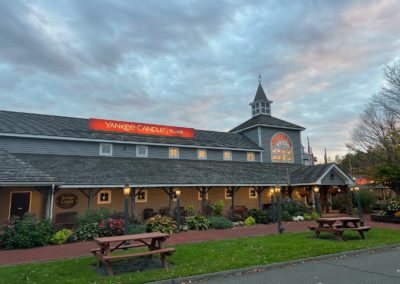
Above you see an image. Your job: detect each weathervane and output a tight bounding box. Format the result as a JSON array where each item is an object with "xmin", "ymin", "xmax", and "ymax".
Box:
[{"xmin": 258, "ymin": 73, "xmax": 262, "ymax": 84}]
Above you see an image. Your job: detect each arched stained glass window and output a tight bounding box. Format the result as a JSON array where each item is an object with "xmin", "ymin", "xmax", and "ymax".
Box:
[{"xmin": 271, "ymin": 133, "xmax": 293, "ymax": 162}]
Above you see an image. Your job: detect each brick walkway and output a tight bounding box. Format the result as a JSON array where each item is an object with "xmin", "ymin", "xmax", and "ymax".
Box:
[{"xmin": 0, "ymin": 215, "xmax": 398, "ymax": 266}]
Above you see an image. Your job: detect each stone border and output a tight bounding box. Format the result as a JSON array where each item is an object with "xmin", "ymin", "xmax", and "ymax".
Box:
[{"xmin": 150, "ymin": 244, "xmax": 400, "ymax": 284}]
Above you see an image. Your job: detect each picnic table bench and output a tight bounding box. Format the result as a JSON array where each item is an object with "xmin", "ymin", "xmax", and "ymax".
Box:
[
  {"xmin": 309, "ymin": 217, "xmax": 371, "ymax": 241},
  {"xmin": 92, "ymin": 232, "xmax": 175, "ymax": 276}
]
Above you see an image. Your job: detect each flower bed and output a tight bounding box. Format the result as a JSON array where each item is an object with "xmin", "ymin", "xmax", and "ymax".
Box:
[{"xmin": 371, "ymin": 214, "xmax": 400, "ymax": 224}]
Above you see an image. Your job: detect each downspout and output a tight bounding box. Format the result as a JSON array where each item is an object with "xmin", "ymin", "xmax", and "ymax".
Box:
[{"xmin": 49, "ymin": 184, "xmax": 55, "ymax": 222}]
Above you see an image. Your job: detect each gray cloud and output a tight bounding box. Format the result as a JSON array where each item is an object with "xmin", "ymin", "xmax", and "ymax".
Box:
[{"xmin": 0, "ymin": 0, "xmax": 399, "ymax": 161}]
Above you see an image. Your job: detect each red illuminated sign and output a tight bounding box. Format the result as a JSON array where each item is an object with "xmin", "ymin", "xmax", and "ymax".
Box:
[{"xmin": 88, "ymin": 118, "xmax": 195, "ymax": 139}]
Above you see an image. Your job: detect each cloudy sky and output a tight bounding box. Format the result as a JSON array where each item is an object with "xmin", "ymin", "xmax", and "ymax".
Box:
[{"xmin": 1, "ymin": 0, "xmax": 399, "ymax": 161}]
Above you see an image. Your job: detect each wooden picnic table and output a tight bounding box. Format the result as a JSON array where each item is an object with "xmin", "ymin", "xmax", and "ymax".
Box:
[
  {"xmin": 92, "ymin": 232, "xmax": 175, "ymax": 276},
  {"xmin": 309, "ymin": 217, "xmax": 371, "ymax": 241}
]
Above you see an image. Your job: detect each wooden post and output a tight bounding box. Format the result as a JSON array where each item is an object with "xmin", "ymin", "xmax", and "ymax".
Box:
[
  {"xmin": 196, "ymin": 187, "xmax": 211, "ymax": 214},
  {"xmin": 228, "ymin": 186, "xmax": 240, "ymax": 214},
  {"xmin": 45, "ymin": 187, "xmax": 52, "ymax": 219},
  {"xmin": 253, "ymin": 186, "xmax": 265, "ymax": 210},
  {"xmin": 88, "ymin": 189, "xmax": 93, "ymax": 209},
  {"xmin": 162, "ymin": 187, "xmax": 174, "ymax": 217},
  {"xmin": 130, "ymin": 188, "xmax": 136, "ymax": 221}
]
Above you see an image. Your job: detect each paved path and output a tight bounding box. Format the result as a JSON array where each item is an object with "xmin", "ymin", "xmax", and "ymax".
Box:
[
  {"xmin": 0, "ymin": 215, "xmax": 398, "ymax": 266},
  {"xmin": 194, "ymin": 246, "xmax": 400, "ymax": 284}
]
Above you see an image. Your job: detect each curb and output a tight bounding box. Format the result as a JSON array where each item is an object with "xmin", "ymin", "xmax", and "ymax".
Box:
[{"xmin": 150, "ymin": 244, "xmax": 400, "ymax": 284}]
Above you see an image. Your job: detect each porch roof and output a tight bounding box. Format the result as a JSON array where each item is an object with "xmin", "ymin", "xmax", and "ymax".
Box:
[{"xmin": 2, "ymin": 152, "xmax": 354, "ymax": 188}]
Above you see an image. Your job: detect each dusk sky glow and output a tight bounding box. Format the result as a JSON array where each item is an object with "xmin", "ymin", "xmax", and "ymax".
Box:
[{"xmin": 1, "ymin": 0, "xmax": 400, "ymax": 161}]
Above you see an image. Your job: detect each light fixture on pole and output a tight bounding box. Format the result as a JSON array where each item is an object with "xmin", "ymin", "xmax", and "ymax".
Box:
[
  {"xmin": 123, "ymin": 184, "xmax": 131, "ymax": 235},
  {"xmin": 269, "ymin": 188, "xmax": 275, "ymax": 223},
  {"xmin": 313, "ymin": 186, "xmax": 321, "ymax": 215},
  {"xmin": 175, "ymin": 189, "xmax": 181, "ymax": 232},
  {"xmin": 275, "ymin": 184, "xmax": 284, "ymax": 234},
  {"xmin": 353, "ymin": 186, "xmax": 364, "ymax": 225}
]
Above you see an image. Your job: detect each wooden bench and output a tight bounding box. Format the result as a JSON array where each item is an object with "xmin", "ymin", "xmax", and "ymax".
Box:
[
  {"xmin": 91, "ymin": 243, "xmax": 146, "ymax": 254},
  {"xmin": 94, "ymin": 247, "xmax": 176, "ymax": 276},
  {"xmin": 309, "ymin": 226, "xmax": 345, "ymax": 240},
  {"xmin": 234, "ymin": 206, "xmax": 247, "ymax": 216},
  {"xmin": 350, "ymin": 226, "xmax": 371, "ymax": 239}
]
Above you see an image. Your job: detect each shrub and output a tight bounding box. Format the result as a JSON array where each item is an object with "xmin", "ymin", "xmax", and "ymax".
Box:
[
  {"xmin": 185, "ymin": 215, "xmax": 210, "ymax": 230},
  {"xmin": 352, "ymin": 191, "xmax": 376, "ymax": 213},
  {"xmin": 208, "ymin": 216, "xmax": 233, "ymax": 229},
  {"xmin": 245, "ymin": 209, "xmax": 270, "ymax": 224},
  {"xmin": 228, "ymin": 213, "xmax": 244, "ymax": 222},
  {"xmin": 283, "ymin": 199, "xmax": 309, "ymax": 216},
  {"xmin": 332, "ymin": 194, "xmax": 348, "ymax": 212},
  {"xmin": 50, "ymin": 229, "xmax": 73, "ymax": 245},
  {"xmin": 244, "ymin": 216, "xmax": 256, "ymax": 226},
  {"xmin": 186, "ymin": 205, "xmax": 196, "ymax": 217},
  {"xmin": 303, "ymin": 211, "xmax": 320, "ymax": 220},
  {"xmin": 211, "ymin": 200, "xmax": 225, "ymax": 216},
  {"xmin": 99, "ymin": 218, "xmax": 124, "ymax": 236},
  {"xmin": 146, "ymin": 215, "xmax": 176, "ymax": 234},
  {"xmin": 76, "ymin": 207, "xmax": 111, "ymax": 226},
  {"xmin": 127, "ymin": 223, "xmax": 147, "ymax": 234},
  {"xmin": 74, "ymin": 222, "xmax": 102, "ymax": 241},
  {"xmin": 281, "ymin": 211, "xmax": 292, "ymax": 222},
  {"xmin": 1, "ymin": 214, "xmax": 53, "ymax": 249}
]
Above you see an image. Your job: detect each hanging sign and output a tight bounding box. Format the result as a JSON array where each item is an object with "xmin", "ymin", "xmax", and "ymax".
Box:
[
  {"xmin": 55, "ymin": 193, "xmax": 78, "ymax": 209},
  {"xmin": 88, "ymin": 118, "xmax": 195, "ymax": 139}
]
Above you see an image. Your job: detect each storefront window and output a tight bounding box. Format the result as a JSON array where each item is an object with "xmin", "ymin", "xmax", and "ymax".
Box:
[{"xmin": 97, "ymin": 190, "xmax": 111, "ymax": 204}]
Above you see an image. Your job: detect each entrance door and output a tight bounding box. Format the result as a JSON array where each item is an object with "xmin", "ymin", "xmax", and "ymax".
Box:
[{"xmin": 10, "ymin": 192, "xmax": 31, "ymax": 219}]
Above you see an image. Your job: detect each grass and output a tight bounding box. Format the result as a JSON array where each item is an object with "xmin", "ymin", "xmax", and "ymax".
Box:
[{"xmin": 1, "ymin": 228, "xmax": 400, "ymax": 284}]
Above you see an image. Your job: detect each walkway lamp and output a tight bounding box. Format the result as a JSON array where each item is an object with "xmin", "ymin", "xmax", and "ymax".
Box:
[
  {"xmin": 352, "ymin": 187, "xmax": 364, "ymax": 225},
  {"xmin": 275, "ymin": 185, "xmax": 284, "ymax": 234},
  {"xmin": 123, "ymin": 184, "xmax": 131, "ymax": 235},
  {"xmin": 313, "ymin": 186, "xmax": 321, "ymax": 216},
  {"xmin": 175, "ymin": 189, "xmax": 181, "ymax": 231},
  {"xmin": 269, "ymin": 188, "xmax": 275, "ymax": 223}
]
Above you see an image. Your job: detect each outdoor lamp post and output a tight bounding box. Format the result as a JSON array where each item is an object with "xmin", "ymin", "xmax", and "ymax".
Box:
[
  {"xmin": 123, "ymin": 184, "xmax": 131, "ymax": 235},
  {"xmin": 269, "ymin": 188, "xmax": 275, "ymax": 223},
  {"xmin": 275, "ymin": 185, "xmax": 284, "ymax": 233},
  {"xmin": 313, "ymin": 186, "xmax": 321, "ymax": 216},
  {"xmin": 175, "ymin": 189, "xmax": 181, "ymax": 231},
  {"xmin": 352, "ymin": 187, "xmax": 364, "ymax": 225}
]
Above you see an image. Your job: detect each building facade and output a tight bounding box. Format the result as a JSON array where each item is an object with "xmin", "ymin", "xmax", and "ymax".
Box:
[{"xmin": 0, "ymin": 83, "xmax": 354, "ymax": 223}]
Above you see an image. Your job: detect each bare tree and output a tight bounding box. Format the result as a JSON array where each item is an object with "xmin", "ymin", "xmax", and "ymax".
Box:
[{"xmin": 378, "ymin": 61, "xmax": 400, "ymax": 120}]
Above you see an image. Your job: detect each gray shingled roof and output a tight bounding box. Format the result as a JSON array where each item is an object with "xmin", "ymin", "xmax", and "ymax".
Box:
[
  {"xmin": 230, "ymin": 114, "xmax": 305, "ymax": 132},
  {"xmin": 7, "ymin": 153, "xmax": 351, "ymax": 187},
  {"xmin": 0, "ymin": 150, "xmax": 59, "ymax": 185},
  {"xmin": 0, "ymin": 110, "xmax": 261, "ymax": 150},
  {"xmin": 253, "ymin": 83, "xmax": 270, "ymax": 102}
]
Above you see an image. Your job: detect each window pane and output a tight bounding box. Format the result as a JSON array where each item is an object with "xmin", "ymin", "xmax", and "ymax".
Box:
[
  {"xmin": 198, "ymin": 149, "xmax": 207, "ymax": 159},
  {"xmin": 223, "ymin": 150, "xmax": 232, "ymax": 160}
]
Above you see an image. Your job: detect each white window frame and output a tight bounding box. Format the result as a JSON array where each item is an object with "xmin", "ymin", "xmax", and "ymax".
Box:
[
  {"xmin": 223, "ymin": 150, "xmax": 232, "ymax": 161},
  {"xmin": 169, "ymin": 147, "xmax": 180, "ymax": 159},
  {"xmin": 97, "ymin": 190, "xmax": 112, "ymax": 204},
  {"xmin": 99, "ymin": 143, "xmax": 113, "ymax": 156},
  {"xmin": 247, "ymin": 151, "xmax": 255, "ymax": 162},
  {"xmin": 136, "ymin": 145, "xmax": 148, "ymax": 157},
  {"xmin": 249, "ymin": 188, "xmax": 258, "ymax": 199},
  {"xmin": 135, "ymin": 190, "xmax": 148, "ymax": 203},
  {"xmin": 225, "ymin": 188, "xmax": 232, "ymax": 199},
  {"xmin": 197, "ymin": 191, "xmax": 209, "ymax": 201},
  {"xmin": 197, "ymin": 149, "xmax": 207, "ymax": 160}
]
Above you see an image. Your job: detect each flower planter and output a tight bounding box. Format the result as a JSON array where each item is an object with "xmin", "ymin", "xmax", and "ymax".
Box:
[{"xmin": 371, "ymin": 214, "xmax": 400, "ymax": 224}]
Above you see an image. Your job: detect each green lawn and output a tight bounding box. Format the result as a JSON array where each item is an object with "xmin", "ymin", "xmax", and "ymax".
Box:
[{"xmin": 1, "ymin": 228, "xmax": 400, "ymax": 284}]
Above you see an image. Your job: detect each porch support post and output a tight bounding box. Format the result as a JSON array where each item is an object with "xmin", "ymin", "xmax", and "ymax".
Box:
[
  {"xmin": 88, "ymin": 189, "xmax": 93, "ymax": 209},
  {"xmin": 162, "ymin": 187, "xmax": 174, "ymax": 217},
  {"xmin": 196, "ymin": 186, "xmax": 211, "ymax": 214},
  {"xmin": 45, "ymin": 187, "xmax": 52, "ymax": 220},
  {"xmin": 227, "ymin": 186, "xmax": 240, "ymax": 214},
  {"xmin": 130, "ymin": 188, "xmax": 137, "ymax": 222},
  {"xmin": 253, "ymin": 186, "xmax": 265, "ymax": 210}
]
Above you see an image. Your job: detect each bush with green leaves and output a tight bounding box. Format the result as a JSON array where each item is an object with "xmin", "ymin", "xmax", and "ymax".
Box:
[
  {"xmin": 281, "ymin": 211, "xmax": 292, "ymax": 222},
  {"xmin": 50, "ymin": 229, "xmax": 73, "ymax": 245},
  {"xmin": 303, "ymin": 211, "xmax": 320, "ymax": 220},
  {"xmin": 75, "ymin": 207, "xmax": 112, "ymax": 226},
  {"xmin": 146, "ymin": 215, "xmax": 176, "ymax": 234},
  {"xmin": 352, "ymin": 190, "xmax": 376, "ymax": 213},
  {"xmin": 74, "ymin": 222, "xmax": 102, "ymax": 241},
  {"xmin": 332, "ymin": 194, "xmax": 348, "ymax": 213},
  {"xmin": 208, "ymin": 216, "xmax": 233, "ymax": 229},
  {"xmin": 1, "ymin": 214, "xmax": 53, "ymax": 249},
  {"xmin": 282, "ymin": 199, "xmax": 309, "ymax": 216},
  {"xmin": 186, "ymin": 205, "xmax": 196, "ymax": 217},
  {"xmin": 185, "ymin": 215, "xmax": 210, "ymax": 230},
  {"xmin": 244, "ymin": 216, "xmax": 256, "ymax": 226},
  {"xmin": 228, "ymin": 213, "xmax": 244, "ymax": 222},
  {"xmin": 244, "ymin": 209, "xmax": 270, "ymax": 224},
  {"xmin": 99, "ymin": 218, "xmax": 124, "ymax": 236},
  {"xmin": 127, "ymin": 223, "xmax": 147, "ymax": 234},
  {"xmin": 211, "ymin": 200, "xmax": 225, "ymax": 216}
]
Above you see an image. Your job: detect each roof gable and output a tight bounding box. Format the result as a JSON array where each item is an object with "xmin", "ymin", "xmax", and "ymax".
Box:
[{"xmin": 230, "ymin": 114, "xmax": 305, "ymax": 132}]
